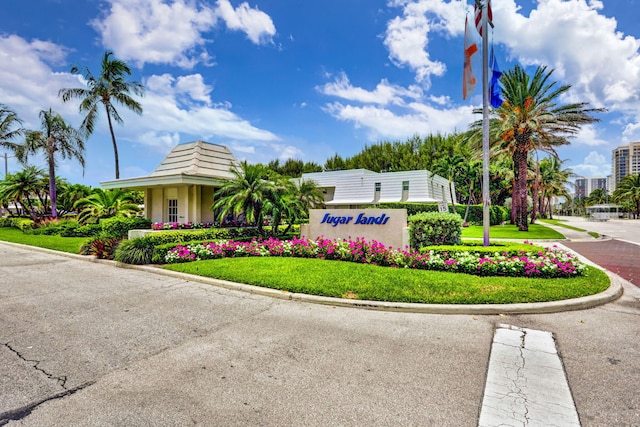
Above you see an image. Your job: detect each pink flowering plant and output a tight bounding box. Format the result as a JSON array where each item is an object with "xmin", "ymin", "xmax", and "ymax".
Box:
[
  {"xmin": 152, "ymin": 221, "xmax": 214, "ymax": 230},
  {"xmin": 163, "ymin": 237, "xmax": 586, "ymax": 279}
]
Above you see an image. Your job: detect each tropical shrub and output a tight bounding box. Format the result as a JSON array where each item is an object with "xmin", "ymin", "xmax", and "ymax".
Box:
[
  {"xmin": 14, "ymin": 218, "xmax": 35, "ymax": 232},
  {"xmin": 409, "ymin": 212, "xmax": 463, "ymax": 248},
  {"xmin": 379, "ymin": 203, "xmax": 507, "ymax": 226},
  {"xmin": 60, "ymin": 223, "xmax": 102, "ymax": 237},
  {"xmin": 100, "ymin": 216, "xmax": 152, "ymax": 238},
  {"xmin": 84, "ymin": 237, "xmax": 122, "ymax": 259},
  {"xmin": 114, "ymin": 237, "xmax": 155, "ymax": 265}
]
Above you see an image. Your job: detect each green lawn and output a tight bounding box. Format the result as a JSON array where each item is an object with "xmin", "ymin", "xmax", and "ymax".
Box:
[
  {"xmin": 0, "ymin": 228, "xmax": 89, "ymax": 254},
  {"xmin": 461, "ymin": 223, "xmax": 565, "ymax": 239},
  {"xmin": 164, "ymin": 257, "xmax": 609, "ymax": 304}
]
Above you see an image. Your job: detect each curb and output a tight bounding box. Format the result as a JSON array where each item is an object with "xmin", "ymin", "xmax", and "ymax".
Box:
[{"xmin": 1, "ymin": 240, "xmax": 623, "ymax": 315}]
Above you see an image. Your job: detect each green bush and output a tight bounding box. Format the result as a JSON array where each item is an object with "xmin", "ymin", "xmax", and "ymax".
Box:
[
  {"xmin": 380, "ymin": 203, "xmax": 507, "ymax": 226},
  {"xmin": 409, "ymin": 211, "xmax": 463, "ymax": 248},
  {"xmin": 100, "ymin": 216, "xmax": 152, "ymax": 238},
  {"xmin": 60, "ymin": 223, "xmax": 102, "ymax": 237},
  {"xmin": 14, "ymin": 218, "xmax": 35, "ymax": 232},
  {"xmin": 0, "ymin": 217, "xmax": 15, "ymax": 227},
  {"xmin": 114, "ymin": 237, "xmax": 155, "ymax": 265}
]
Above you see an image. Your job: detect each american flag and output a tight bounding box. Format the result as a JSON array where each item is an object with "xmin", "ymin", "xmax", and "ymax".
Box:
[{"xmin": 474, "ymin": 0, "xmax": 493, "ymax": 37}]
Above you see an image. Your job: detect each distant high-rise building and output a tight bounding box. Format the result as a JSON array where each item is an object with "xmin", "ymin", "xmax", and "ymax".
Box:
[
  {"xmin": 612, "ymin": 142, "xmax": 640, "ymax": 186},
  {"xmin": 574, "ymin": 176, "xmax": 610, "ymax": 198}
]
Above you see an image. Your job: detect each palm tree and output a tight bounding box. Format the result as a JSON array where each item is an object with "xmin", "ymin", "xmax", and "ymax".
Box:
[
  {"xmin": 0, "ymin": 166, "xmax": 45, "ymax": 216},
  {"xmin": 538, "ymin": 157, "xmax": 573, "ymax": 219},
  {"xmin": 475, "ymin": 64, "xmax": 602, "ymax": 231},
  {"xmin": 613, "ymin": 174, "xmax": 640, "ymax": 218},
  {"xmin": 212, "ymin": 161, "xmax": 275, "ymax": 233},
  {"xmin": 0, "ymin": 104, "xmax": 23, "ymax": 150},
  {"xmin": 0, "ymin": 104, "xmax": 24, "ymax": 179},
  {"xmin": 17, "ymin": 109, "xmax": 85, "ymax": 218},
  {"xmin": 59, "ymin": 51, "xmax": 144, "ymax": 179},
  {"xmin": 432, "ymin": 154, "xmax": 465, "ymax": 213},
  {"xmin": 458, "ymin": 159, "xmax": 482, "ymax": 223},
  {"xmin": 586, "ymin": 188, "xmax": 609, "ymax": 206},
  {"xmin": 57, "ymin": 183, "xmax": 92, "ymax": 216},
  {"xmin": 74, "ymin": 188, "xmax": 140, "ymax": 224}
]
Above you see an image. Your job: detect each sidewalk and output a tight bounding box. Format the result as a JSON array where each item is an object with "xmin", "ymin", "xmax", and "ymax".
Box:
[{"xmin": 540, "ymin": 217, "xmax": 640, "ymax": 288}]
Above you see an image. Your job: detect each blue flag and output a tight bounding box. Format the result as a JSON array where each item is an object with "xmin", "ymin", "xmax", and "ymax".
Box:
[{"xmin": 490, "ymin": 46, "xmax": 503, "ymax": 108}]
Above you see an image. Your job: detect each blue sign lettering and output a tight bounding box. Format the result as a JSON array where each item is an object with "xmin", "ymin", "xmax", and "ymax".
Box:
[
  {"xmin": 321, "ymin": 213, "xmax": 354, "ymax": 227},
  {"xmin": 322, "ymin": 212, "xmax": 390, "ymax": 226}
]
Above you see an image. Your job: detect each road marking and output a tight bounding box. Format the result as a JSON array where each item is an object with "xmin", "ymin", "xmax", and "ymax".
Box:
[{"xmin": 479, "ymin": 324, "xmax": 580, "ymax": 426}]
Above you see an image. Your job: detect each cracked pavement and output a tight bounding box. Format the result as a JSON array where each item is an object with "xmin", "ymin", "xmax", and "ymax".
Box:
[{"xmin": 0, "ymin": 242, "xmax": 639, "ymax": 426}]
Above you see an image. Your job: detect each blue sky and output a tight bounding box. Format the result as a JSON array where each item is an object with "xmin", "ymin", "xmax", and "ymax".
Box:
[{"xmin": 1, "ymin": 0, "xmax": 639, "ymax": 187}]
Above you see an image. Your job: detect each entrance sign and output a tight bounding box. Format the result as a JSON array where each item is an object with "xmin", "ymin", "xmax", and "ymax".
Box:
[{"xmin": 302, "ymin": 209, "xmax": 409, "ymax": 250}]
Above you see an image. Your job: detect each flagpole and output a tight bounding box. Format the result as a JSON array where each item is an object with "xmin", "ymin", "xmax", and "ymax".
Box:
[{"xmin": 481, "ymin": 0, "xmax": 490, "ymax": 246}]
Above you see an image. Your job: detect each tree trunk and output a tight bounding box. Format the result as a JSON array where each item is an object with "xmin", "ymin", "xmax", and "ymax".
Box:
[
  {"xmin": 449, "ymin": 181, "xmax": 457, "ymax": 214},
  {"xmin": 105, "ymin": 104, "xmax": 120, "ymax": 180},
  {"xmin": 531, "ymin": 163, "xmax": 540, "ymax": 224},
  {"xmin": 48, "ymin": 150, "xmax": 57, "ymax": 218},
  {"xmin": 513, "ymin": 142, "xmax": 529, "ymax": 231}
]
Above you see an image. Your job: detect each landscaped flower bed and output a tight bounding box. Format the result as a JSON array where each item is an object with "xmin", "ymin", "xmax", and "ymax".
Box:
[
  {"xmin": 164, "ymin": 237, "xmax": 586, "ymax": 278},
  {"xmin": 152, "ymin": 221, "xmax": 215, "ymax": 230}
]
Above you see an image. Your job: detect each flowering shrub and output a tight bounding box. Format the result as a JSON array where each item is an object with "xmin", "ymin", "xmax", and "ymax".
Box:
[
  {"xmin": 164, "ymin": 237, "xmax": 586, "ymax": 279},
  {"xmin": 152, "ymin": 222, "xmax": 214, "ymax": 230}
]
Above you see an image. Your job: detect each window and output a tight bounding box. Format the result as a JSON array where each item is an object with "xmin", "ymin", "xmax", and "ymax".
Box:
[
  {"xmin": 168, "ymin": 199, "xmax": 178, "ymax": 223},
  {"xmin": 375, "ymin": 182, "xmax": 381, "ymax": 192},
  {"xmin": 402, "ymin": 181, "xmax": 409, "ymax": 191}
]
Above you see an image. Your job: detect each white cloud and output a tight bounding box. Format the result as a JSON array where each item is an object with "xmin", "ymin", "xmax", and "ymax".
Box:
[
  {"xmin": 0, "ymin": 35, "xmax": 79, "ymax": 127},
  {"xmin": 215, "ymin": 0, "xmax": 276, "ymax": 45},
  {"xmin": 128, "ymin": 73, "xmax": 278, "ymax": 143},
  {"xmin": 571, "ymin": 150, "xmax": 611, "ymax": 177},
  {"xmin": 318, "ymin": 73, "xmax": 423, "ymax": 106},
  {"xmin": 137, "ymin": 131, "xmax": 181, "ymax": 153},
  {"xmin": 495, "ymin": 0, "xmax": 640, "ymax": 112},
  {"xmin": 92, "ymin": 0, "xmax": 217, "ymax": 68},
  {"xmin": 384, "ymin": 0, "xmax": 465, "ymax": 86},
  {"xmin": 572, "ymin": 124, "xmax": 609, "ymax": 147},
  {"xmin": 324, "ymin": 101, "xmax": 474, "ymax": 141}
]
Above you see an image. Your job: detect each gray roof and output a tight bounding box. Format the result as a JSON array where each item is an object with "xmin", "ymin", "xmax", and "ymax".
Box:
[
  {"xmin": 150, "ymin": 140, "xmax": 237, "ymax": 178},
  {"xmin": 101, "ymin": 140, "xmax": 238, "ymax": 189}
]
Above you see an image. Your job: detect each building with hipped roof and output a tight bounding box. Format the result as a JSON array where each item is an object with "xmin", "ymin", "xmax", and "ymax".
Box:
[{"xmin": 101, "ymin": 140, "xmax": 237, "ymax": 224}]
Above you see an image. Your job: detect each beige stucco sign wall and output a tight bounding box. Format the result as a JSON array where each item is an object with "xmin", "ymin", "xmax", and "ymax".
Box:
[{"xmin": 301, "ymin": 209, "xmax": 409, "ymax": 250}]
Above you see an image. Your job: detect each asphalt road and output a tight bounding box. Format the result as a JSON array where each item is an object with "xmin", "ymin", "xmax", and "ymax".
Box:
[{"xmin": 1, "ymin": 241, "xmax": 639, "ymax": 426}]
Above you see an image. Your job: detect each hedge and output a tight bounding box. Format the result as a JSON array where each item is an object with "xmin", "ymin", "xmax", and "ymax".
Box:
[
  {"xmin": 379, "ymin": 202, "xmax": 508, "ymax": 225},
  {"xmin": 409, "ymin": 211, "xmax": 463, "ymax": 247}
]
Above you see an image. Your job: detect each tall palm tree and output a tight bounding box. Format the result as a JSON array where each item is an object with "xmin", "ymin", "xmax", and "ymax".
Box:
[
  {"xmin": 475, "ymin": 64, "xmax": 602, "ymax": 231},
  {"xmin": 18, "ymin": 109, "xmax": 85, "ymax": 218},
  {"xmin": 59, "ymin": 51, "xmax": 144, "ymax": 179},
  {"xmin": 74, "ymin": 188, "xmax": 140, "ymax": 224},
  {"xmin": 613, "ymin": 174, "xmax": 640, "ymax": 218},
  {"xmin": 0, "ymin": 104, "xmax": 24, "ymax": 178},
  {"xmin": 212, "ymin": 161, "xmax": 275, "ymax": 233},
  {"xmin": 432, "ymin": 154, "xmax": 465, "ymax": 213}
]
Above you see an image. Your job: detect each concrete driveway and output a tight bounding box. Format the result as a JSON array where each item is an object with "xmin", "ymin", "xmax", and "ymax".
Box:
[{"xmin": 1, "ymin": 242, "xmax": 639, "ymax": 426}]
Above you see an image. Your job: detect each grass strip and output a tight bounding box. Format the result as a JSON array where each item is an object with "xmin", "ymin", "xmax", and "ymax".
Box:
[
  {"xmin": 538, "ymin": 219, "xmax": 587, "ymax": 232},
  {"xmin": 461, "ymin": 223, "xmax": 565, "ymax": 239},
  {"xmin": 164, "ymin": 257, "xmax": 609, "ymax": 304},
  {"xmin": 0, "ymin": 228, "xmax": 89, "ymax": 254}
]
